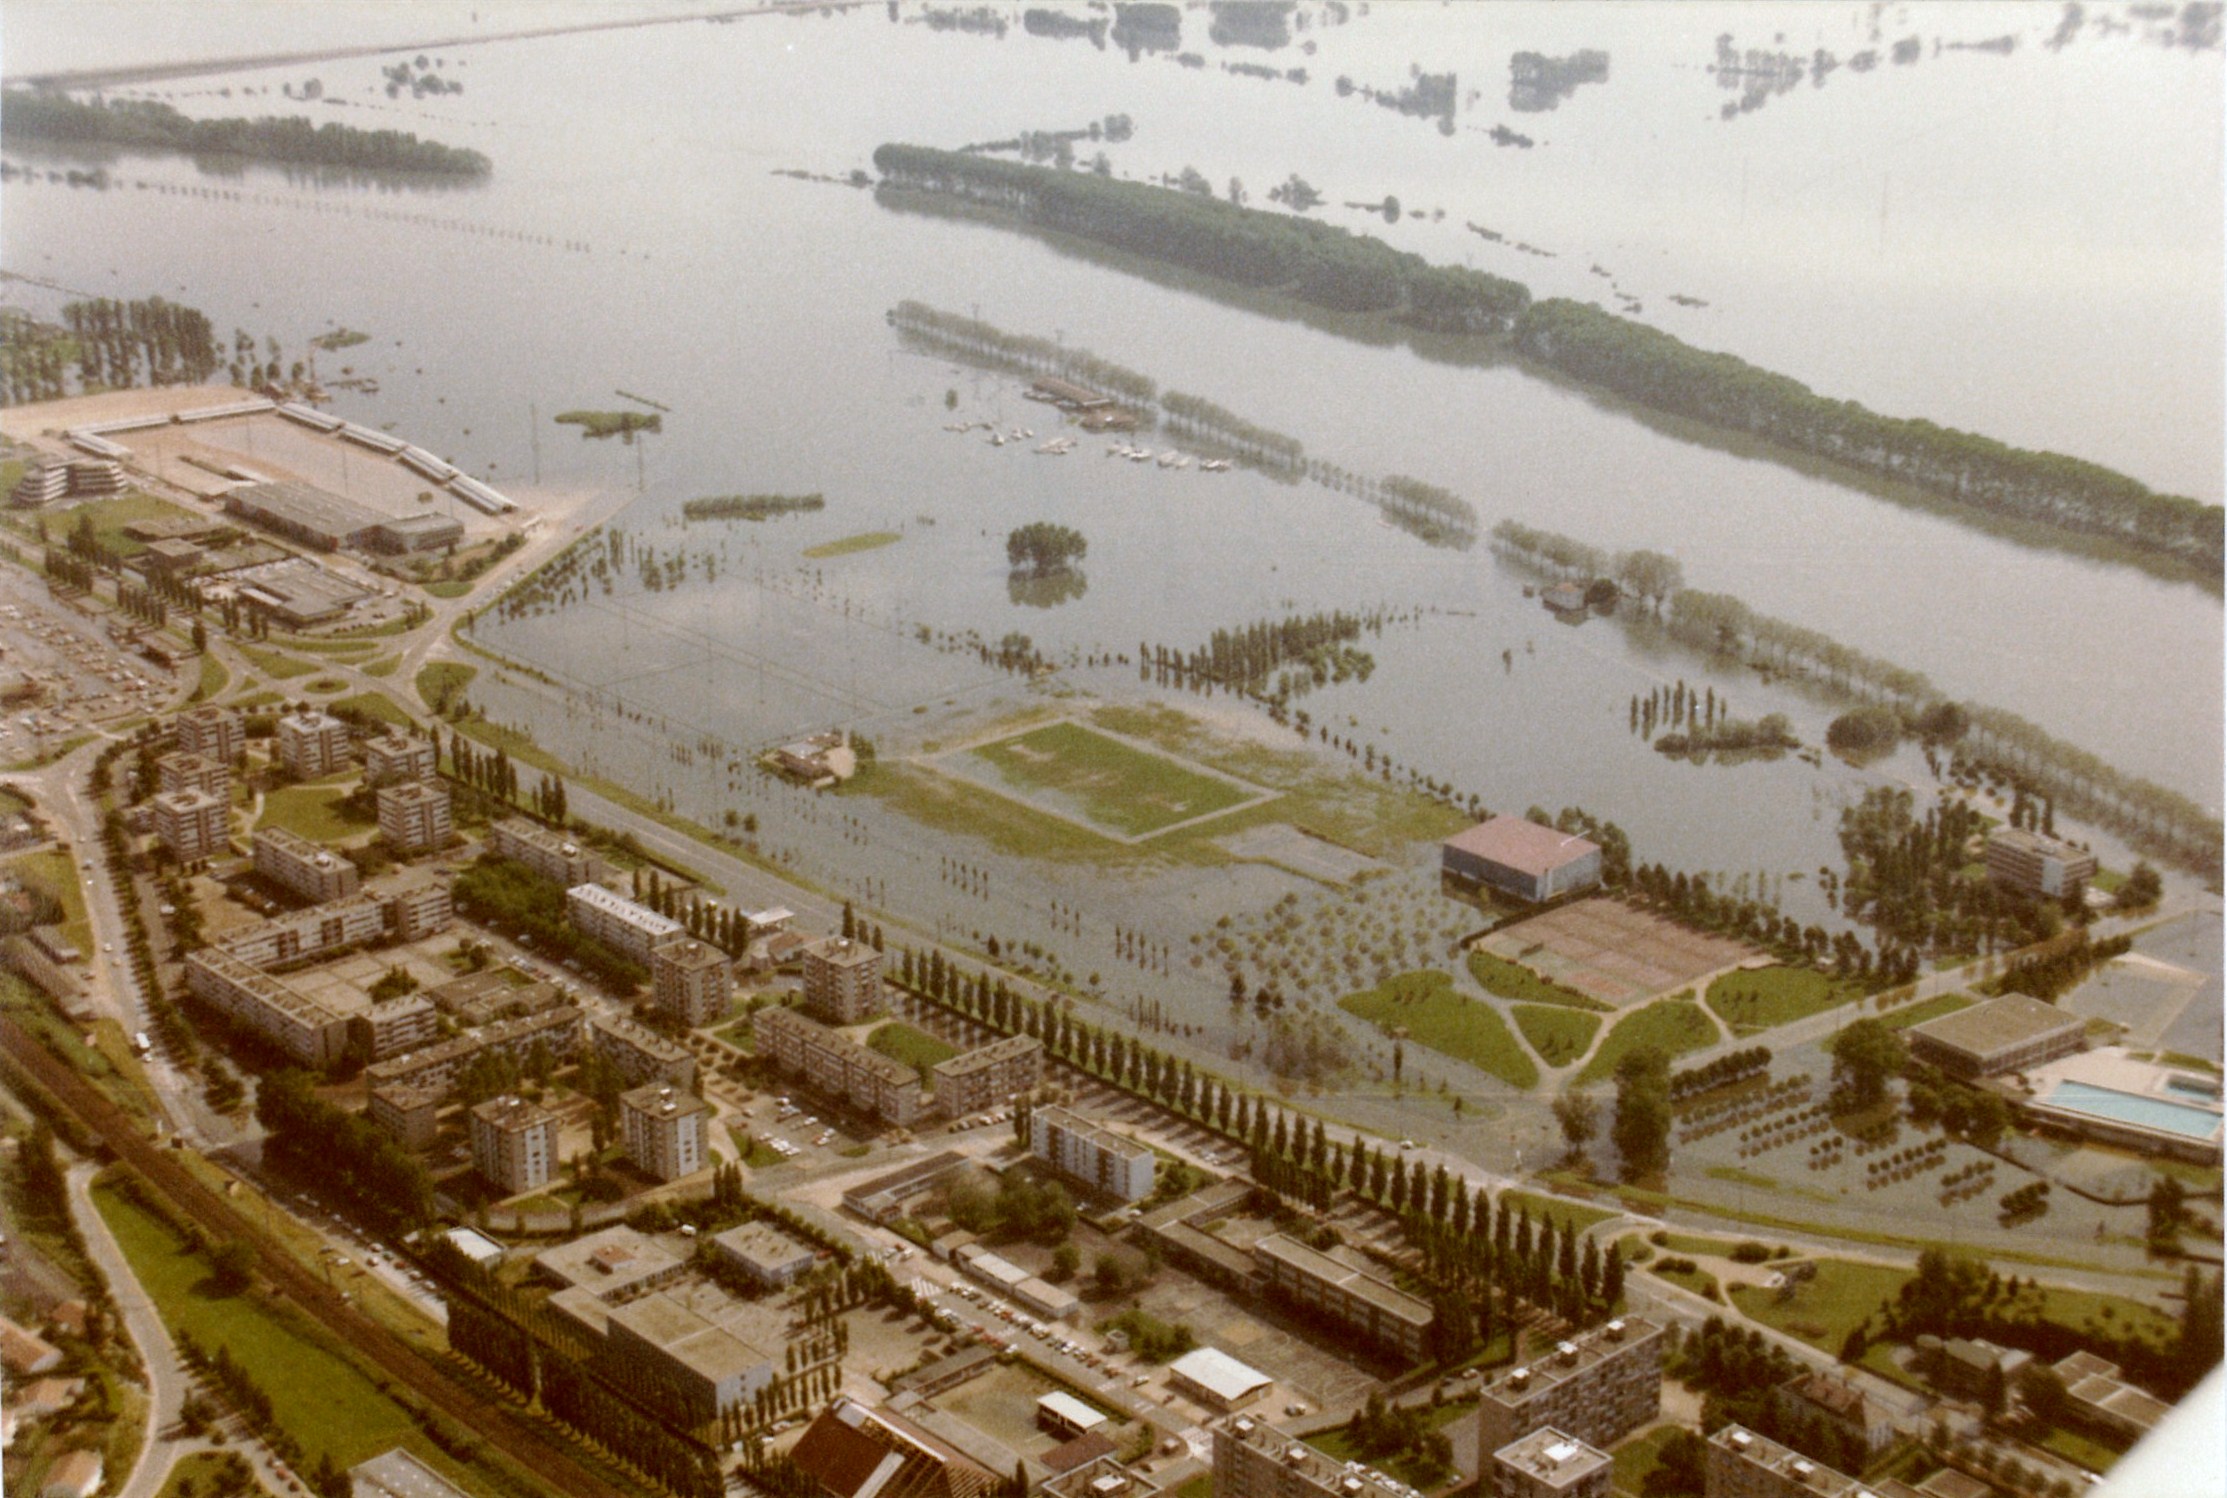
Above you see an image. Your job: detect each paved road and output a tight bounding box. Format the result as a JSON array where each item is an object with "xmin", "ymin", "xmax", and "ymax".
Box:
[{"xmin": 68, "ymin": 1161, "xmax": 187, "ymax": 1498}]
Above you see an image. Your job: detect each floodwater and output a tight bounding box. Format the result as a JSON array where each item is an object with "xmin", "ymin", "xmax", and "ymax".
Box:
[{"xmin": 3, "ymin": 3, "xmax": 2219, "ymax": 997}]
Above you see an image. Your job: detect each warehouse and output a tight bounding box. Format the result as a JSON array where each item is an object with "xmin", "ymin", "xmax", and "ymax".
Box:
[
  {"xmin": 225, "ymin": 479, "xmax": 387, "ymax": 551},
  {"xmin": 1441, "ymin": 816, "xmax": 1601, "ymax": 903},
  {"xmin": 369, "ymin": 512, "xmax": 465, "ymax": 554}
]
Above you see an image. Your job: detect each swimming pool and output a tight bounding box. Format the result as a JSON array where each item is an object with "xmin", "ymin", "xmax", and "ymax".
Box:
[{"xmin": 2040, "ymin": 1080, "xmax": 2224, "ymax": 1141}]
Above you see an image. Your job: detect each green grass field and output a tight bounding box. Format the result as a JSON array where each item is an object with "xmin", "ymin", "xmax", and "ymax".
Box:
[
  {"xmin": 1611, "ymin": 1428, "xmax": 1685, "ymax": 1497},
  {"xmin": 11, "ymin": 848, "xmax": 94, "ymax": 956},
  {"xmin": 803, "ymin": 531, "xmax": 901, "ymax": 559},
  {"xmin": 1498, "ymin": 1188, "xmax": 1619, "ymax": 1237},
  {"xmin": 1880, "ymin": 993, "xmax": 1975, "ymax": 1031},
  {"xmin": 331, "ymin": 691, "xmax": 414, "ymax": 729},
  {"xmin": 415, "ymin": 662, "xmax": 477, "ymax": 715},
  {"xmin": 868, "ymin": 1020, "xmax": 958, "ymax": 1072},
  {"xmin": 158, "ymin": 1450, "xmax": 272, "ymax": 1498},
  {"xmin": 239, "ymin": 643, "xmax": 318, "ymax": 680},
  {"xmin": 1573, "ymin": 999, "xmax": 1718, "ymax": 1085},
  {"xmin": 1338, "ymin": 969, "xmax": 1537, "ymax": 1090},
  {"xmin": 1466, "ymin": 948, "xmax": 1610, "ymax": 1011},
  {"xmin": 1706, "ymin": 966, "xmax": 1860, "ymax": 1034},
  {"xmin": 259, "ymin": 785, "xmax": 370, "ymax": 843},
  {"xmin": 362, "ymin": 654, "xmax": 402, "ymax": 677},
  {"xmin": 966, "ymin": 719, "xmax": 1261, "ymax": 838},
  {"xmin": 93, "ymin": 1178, "xmax": 455, "ymax": 1475},
  {"xmin": 1512, "ymin": 1003, "xmax": 1600, "ymax": 1068},
  {"xmin": 1730, "ymin": 1258, "xmax": 1910, "ymax": 1352},
  {"xmin": 191, "ymin": 653, "xmax": 229, "ymax": 703},
  {"xmin": 69, "ymin": 493, "xmax": 201, "ymax": 557},
  {"xmin": 1649, "ymin": 1259, "xmax": 1720, "ymax": 1300}
]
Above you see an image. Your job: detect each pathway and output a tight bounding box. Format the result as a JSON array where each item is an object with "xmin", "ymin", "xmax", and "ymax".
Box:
[{"xmin": 68, "ymin": 1162, "xmax": 186, "ymax": 1498}]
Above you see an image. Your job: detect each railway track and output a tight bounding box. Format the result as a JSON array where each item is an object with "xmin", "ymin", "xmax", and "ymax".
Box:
[{"xmin": 0, "ymin": 1015, "xmax": 632, "ymax": 1498}]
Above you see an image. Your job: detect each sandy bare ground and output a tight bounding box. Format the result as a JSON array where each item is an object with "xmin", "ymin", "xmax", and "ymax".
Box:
[{"xmin": 0, "ymin": 383, "xmax": 249, "ymax": 448}]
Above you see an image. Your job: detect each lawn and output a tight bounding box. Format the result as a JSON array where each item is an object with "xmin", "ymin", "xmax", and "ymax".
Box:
[
  {"xmin": 964, "ymin": 719, "xmax": 1264, "ymax": 839},
  {"xmin": 426, "ymin": 580, "xmax": 475, "ymax": 598},
  {"xmin": 415, "ymin": 661, "xmax": 478, "ymax": 715},
  {"xmin": 1880, "ymin": 992, "xmax": 1975, "ymax": 1031},
  {"xmin": 1648, "ymin": 1259, "xmax": 1720, "ymax": 1300},
  {"xmin": 93, "ymin": 1177, "xmax": 457, "ymax": 1475},
  {"xmin": 331, "ymin": 691, "xmax": 414, "ymax": 729},
  {"xmin": 1705, "ymin": 966, "xmax": 1859, "ymax": 1034},
  {"xmin": 802, "ymin": 531, "xmax": 901, "ymax": 559},
  {"xmin": 1730, "ymin": 1259, "xmax": 1913, "ymax": 1352},
  {"xmin": 157, "ymin": 1447, "xmax": 271, "ymax": 1498},
  {"xmin": 728, "ymin": 1125, "xmax": 784, "ymax": 1169},
  {"xmin": 69, "ymin": 493, "xmax": 201, "ymax": 557},
  {"xmin": 1572, "ymin": 999, "xmax": 1718, "ymax": 1085},
  {"xmin": 1465, "ymin": 948, "xmax": 1609, "ymax": 1011},
  {"xmin": 1305, "ymin": 1400, "xmax": 1468, "ymax": 1490},
  {"xmin": 11, "ymin": 847, "xmax": 94, "ymax": 955},
  {"xmin": 2036, "ymin": 1422, "xmax": 2125, "ymax": 1474},
  {"xmin": 362, "ymin": 654, "xmax": 402, "ymax": 677},
  {"xmin": 1611, "ymin": 1427, "xmax": 1686, "ymax": 1497},
  {"xmin": 1512, "ymin": 1003, "xmax": 1600, "ymax": 1068},
  {"xmin": 1499, "ymin": 1189, "xmax": 1618, "ymax": 1236},
  {"xmin": 259, "ymin": 784, "xmax": 371, "ymax": 843},
  {"xmin": 1339, "ymin": 969, "xmax": 1537, "ymax": 1089},
  {"xmin": 868, "ymin": 1020, "xmax": 958, "ymax": 1072},
  {"xmin": 191, "ymin": 652, "xmax": 229, "ymax": 703}
]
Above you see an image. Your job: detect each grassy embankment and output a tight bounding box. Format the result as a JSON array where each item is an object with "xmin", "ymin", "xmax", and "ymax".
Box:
[{"xmin": 803, "ymin": 531, "xmax": 901, "ymax": 559}]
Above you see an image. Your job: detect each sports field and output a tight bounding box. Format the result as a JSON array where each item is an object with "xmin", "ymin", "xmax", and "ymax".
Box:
[{"xmin": 956, "ymin": 720, "xmax": 1270, "ymax": 840}]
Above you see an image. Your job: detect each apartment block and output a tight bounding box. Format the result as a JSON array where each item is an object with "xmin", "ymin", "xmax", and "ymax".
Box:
[
  {"xmin": 252, "ymin": 826, "xmax": 361, "ymax": 902},
  {"xmin": 1704, "ymin": 1426, "xmax": 1867, "ymax": 1498},
  {"xmin": 1475, "ymin": 1317, "xmax": 1663, "ymax": 1457},
  {"xmin": 351, "ymin": 995, "xmax": 438, "ymax": 1060},
  {"xmin": 184, "ymin": 948, "xmax": 351, "ymax": 1066},
  {"xmin": 651, "ymin": 939, "xmax": 733, "ymax": 1028},
  {"xmin": 364, "ymin": 1005, "xmax": 583, "ymax": 1097},
  {"xmin": 1490, "ymin": 1430, "xmax": 1612, "ymax": 1498},
  {"xmin": 1029, "ymin": 1105, "xmax": 1156, "ymax": 1203},
  {"xmin": 1984, "ymin": 827, "xmax": 2098, "ymax": 899},
  {"xmin": 621, "ymin": 1082, "xmax": 707, "ymax": 1183},
  {"xmin": 566, "ymin": 883, "xmax": 685, "ymax": 964},
  {"xmin": 588, "ymin": 1011, "xmax": 697, "ymax": 1090},
  {"xmin": 752, "ymin": 1004, "xmax": 922, "ymax": 1126},
  {"xmin": 1213, "ymin": 1415, "xmax": 1413, "ymax": 1498},
  {"xmin": 469, "ymin": 1094, "xmax": 557, "ymax": 1195},
  {"xmin": 275, "ymin": 709, "xmax": 352, "ymax": 778},
  {"xmin": 362, "ymin": 731, "xmax": 437, "ymax": 787},
  {"xmin": 932, "ymin": 1034, "xmax": 1042, "ymax": 1119},
  {"xmin": 1253, "ymin": 1233, "xmax": 1435, "ymax": 1361},
  {"xmin": 802, "ymin": 936, "xmax": 884, "ymax": 1024},
  {"xmin": 216, "ymin": 893, "xmax": 388, "ymax": 969},
  {"xmin": 377, "ymin": 780, "xmax": 452, "ymax": 854},
  {"xmin": 383, "ymin": 877, "xmax": 454, "ymax": 940},
  {"xmin": 366, "ymin": 1083, "xmax": 442, "ymax": 1150},
  {"xmin": 488, "ymin": 817, "xmax": 601, "ymax": 887},
  {"xmin": 151, "ymin": 787, "xmax": 229, "ymax": 862},
  {"xmin": 157, "ymin": 751, "xmax": 231, "ymax": 801},
  {"xmin": 175, "ymin": 704, "xmax": 243, "ymax": 764}
]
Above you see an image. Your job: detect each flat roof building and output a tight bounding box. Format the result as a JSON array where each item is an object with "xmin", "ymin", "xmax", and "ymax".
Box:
[
  {"xmin": 756, "ymin": 1005, "xmax": 923, "ymax": 1127},
  {"xmin": 366, "ymin": 1082, "xmax": 442, "ymax": 1151},
  {"xmin": 803, "ymin": 936, "xmax": 885, "ymax": 1024},
  {"xmin": 588, "ymin": 1011, "xmax": 697, "ymax": 1090},
  {"xmin": 378, "ymin": 780, "xmax": 452, "ymax": 854},
  {"xmin": 157, "ymin": 751, "xmax": 230, "ymax": 801},
  {"xmin": 1036, "ymin": 1392, "xmax": 1106, "ymax": 1440},
  {"xmin": 2051, "ymin": 1350, "xmax": 2170, "ymax": 1444},
  {"xmin": 1908, "ymin": 993, "xmax": 2085, "ymax": 1079},
  {"xmin": 363, "ymin": 731, "xmax": 437, "ymax": 788},
  {"xmin": 226, "ymin": 479, "xmax": 386, "ymax": 551},
  {"xmin": 185, "ymin": 948, "xmax": 351, "ymax": 1066},
  {"xmin": 566, "ymin": 883, "xmax": 684, "ymax": 964},
  {"xmin": 620, "ymin": 1082, "xmax": 707, "ymax": 1183},
  {"xmin": 1030, "ymin": 1105, "xmax": 1155, "ymax": 1203},
  {"xmin": 252, "ymin": 825, "xmax": 361, "ymax": 903},
  {"xmin": 488, "ymin": 817, "xmax": 601, "ymax": 888},
  {"xmin": 711, "ymin": 1221, "xmax": 817, "ymax": 1288},
  {"xmin": 351, "ymin": 994, "xmax": 438, "ymax": 1061},
  {"xmin": 369, "ymin": 513, "xmax": 465, "ymax": 555},
  {"xmin": 1475, "ymin": 1317, "xmax": 1663, "ymax": 1458},
  {"xmin": 1170, "ymin": 1347, "xmax": 1273, "ymax": 1411},
  {"xmin": 176, "ymin": 704, "xmax": 243, "ymax": 764},
  {"xmin": 350, "ymin": 1448, "xmax": 476, "ymax": 1498},
  {"xmin": 151, "ymin": 786, "xmax": 228, "ymax": 863},
  {"xmin": 1705, "ymin": 1426, "xmax": 1869, "ymax": 1498},
  {"xmin": 1442, "ymin": 816, "xmax": 1602, "ymax": 904},
  {"xmin": 216, "ymin": 893, "xmax": 388, "ymax": 969},
  {"xmin": 598, "ymin": 1281, "xmax": 784, "ymax": 1428},
  {"xmin": 1490, "ymin": 1429, "xmax": 1612, "ymax": 1498},
  {"xmin": 364, "ymin": 1004, "xmax": 583, "ymax": 1098},
  {"xmin": 469, "ymin": 1094, "xmax": 557, "ymax": 1196},
  {"xmin": 532, "ymin": 1224, "xmax": 687, "ymax": 1299},
  {"xmin": 933, "ymin": 1034, "xmax": 1041, "ymax": 1119},
  {"xmin": 652, "ymin": 939, "xmax": 732, "ymax": 1029},
  {"xmin": 1213, "ymin": 1415, "xmax": 1409, "ymax": 1498},
  {"xmin": 237, "ymin": 563, "xmax": 370, "ymax": 627},
  {"xmin": 839, "ymin": 1150, "xmax": 967, "ymax": 1223},
  {"xmin": 1985, "ymin": 827, "xmax": 2098, "ymax": 899},
  {"xmin": 1253, "ymin": 1233, "xmax": 1434, "ymax": 1361},
  {"xmin": 276, "ymin": 709, "xmax": 352, "ymax": 779}
]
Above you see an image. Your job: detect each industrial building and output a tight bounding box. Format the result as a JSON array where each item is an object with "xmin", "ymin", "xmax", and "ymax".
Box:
[
  {"xmin": 363, "ymin": 730, "xmax": 438, "ymax": 787},
  {"xmin": 588, "ymin": 1011, "xmax": 697, "ymax": 1089},
  {"xmin": 1489, "ymin": 1429, "xmax": 1613, "ymax": 1498},
  {"xmin": 621, "ymin": 1082, "xmax": 707, "ymax": 1183},
  {"xmin": 566, "ymin": 883, "xmax": 685, "ymax": 964},
  {"xmin": 1474, "ymin": 1317, "xmax": 1663, "ymax": 1458},
  {"xmin": 1252, "ymin": 1233, "xmax": 1435, "ymax": 1361},
  {"xmin": 788, "ymin": 1397, "xmax": 996, "ymax": 1498},
  {"xmin": 652, "ymin": 939, "xmax": 733, "ymax": 1028},
  {"xmin": 711, "ymin": 1221, "xmax": 817, "ymax": 1288},
  {"xmin": 932, "ymin": 1034, "xmax": 1042, "ymax": 1119},
  {"xmin": 251, "ymin": 825, "xmax": 361, "ymax": 903},
  {"xmin": 754, "ymin": 1005, "xmax": 923, "ymax": 1126},
  {"xmin": 235, "ymin": 563, "xmax": 371, "ymax": 627},
  {"xmin": 1029, "ymin": 1105, "xmax": 1156, "ymax": 1203},
  {"xmin": 151, "ymin": 787, "xmax": 228, "ymax": 862},
  {"xmin": 369, "ymin": 513, "xmax": 465, "ymax": 554},
  {"xmin": 377, "ymin": 780, "xmax": 453, "ymax": 854},
  {"xmin": 225, "ymin": 479, "xmax": 387, "ymax": 551},
  {"xmin": 489, "ymin": 817, "xmax": 601, "ymax": 887},
  {"xmin": 839, "ymin": 1150, "xmax": 967, "ymax": 1224},
  {"xmin": 1984, "ymin": 827, "xmax": 2098, "ymax": 899},
  {"xmin": 469, "ymin": 1094, "xmax": 557, "ymax": 1195},
  {"xmin": 275, "ymin": 709, "xmax": 353, "ymax": 778},
  {"xmin": 1907, "ymin": 993, "xmax": 2086, "ymax": 1079},
  {"xmin": 1441, "ymin": 816, "xmax": 1602, "ymax": 904},
  {"xmin": 598, "ymin": 1281, "xmax": 784, "ymax": 1428},
  {"xmin": 803, "ymin": 936, "xmax": 884, "ymax": 1024}
]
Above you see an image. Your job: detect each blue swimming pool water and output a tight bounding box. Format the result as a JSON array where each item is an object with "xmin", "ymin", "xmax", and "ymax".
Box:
[{"xmin": 2043, "ymin": 1081, "xmax": 2223, "ymax": 1140}]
